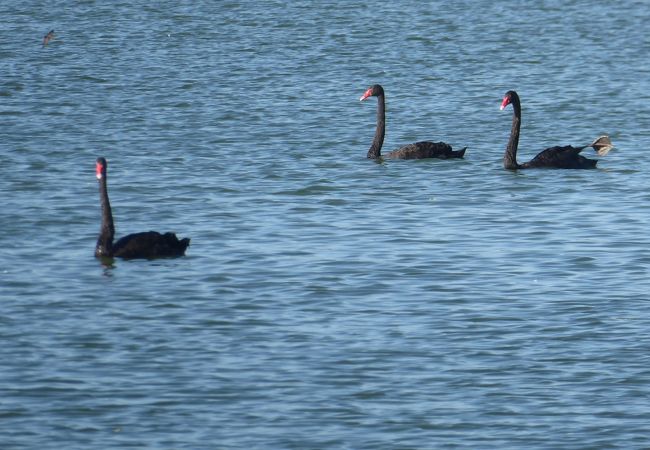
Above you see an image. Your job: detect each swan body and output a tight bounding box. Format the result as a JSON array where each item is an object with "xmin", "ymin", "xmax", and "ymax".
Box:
[
  {"xmin": 360, "ymin": 84, "xmax": 466, "ymax": 160},
  {"xmin": 383, "ymin": 141, "xmax": 463, "ymax": 160},
  {"xmin": 500, "ymin": 90, "xmax": 613, "ymax": 170},
  {"xmin": 95, "ymin": 157, "xmax": 190, "ymax": 259}
]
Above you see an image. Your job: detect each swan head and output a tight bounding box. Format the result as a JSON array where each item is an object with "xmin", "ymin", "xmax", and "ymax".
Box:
[
  {"xmin": 500, "ymin": 90, "xmax": 518, "ymax": 111},
  {"xmin": 360, "ymin": 84, "xmax": 384, "ymax": 101},
  {"xmin": 96, "ymin": 157, "xmax": 107, "ymax": 180}
]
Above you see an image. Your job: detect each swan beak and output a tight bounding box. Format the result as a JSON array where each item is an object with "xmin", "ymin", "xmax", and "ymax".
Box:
[
  {"xmin": 500, "ymin": 97, "xmax": 510, "ymax": 110},
  {"xmin": 360, "ymin": 88, "xmax": 373, "ymax": 101},
  {"xmin": 96, "ymin": 162, "xmax": 103, "ymax": 180}
]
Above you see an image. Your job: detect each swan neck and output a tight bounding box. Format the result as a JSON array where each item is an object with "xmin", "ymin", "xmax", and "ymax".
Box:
[
  {"xmin": 504, "ymin": 97, "xmax": 521, "ymax": 170},
  {"xmin": 368, "ymin": 93, "xmax": 385, "ymax": 159},
  {"xmin": 96, "ymin": 176, "xmax": 115, "ymax": 257}
]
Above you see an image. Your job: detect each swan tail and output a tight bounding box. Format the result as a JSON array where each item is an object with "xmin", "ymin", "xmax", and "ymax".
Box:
[
  {"xmin": 454, "ymin": 147, "xmax": 467, "ymax": 158},
  {"xmin": 590, "ymin": 135, "xmax": 614, "ymax": 156}
]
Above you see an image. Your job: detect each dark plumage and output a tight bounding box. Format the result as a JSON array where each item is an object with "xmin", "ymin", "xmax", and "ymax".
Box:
[
  {"xmin": 359, "ymin": 84, "xmax": 466, "ymax": 160},
  {"xmin": 500, "ymin": 90, "xmax": 613, "ymax": 170},
  {"xmin": 95, "ymin": 157, "xmax": 190, "ymax": 260}
]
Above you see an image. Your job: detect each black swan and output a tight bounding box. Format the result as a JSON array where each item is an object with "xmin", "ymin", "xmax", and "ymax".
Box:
[
  {"xmin": 95, "ymin": 157, "xmax": 190, "ymax": 259},
  {"xmin": 500, "ymin": 90, "xmax": 613, "ymax": 170},
  {"xmin": 360, "ymin": 84, "xmax": 466, "ymax": 160}
]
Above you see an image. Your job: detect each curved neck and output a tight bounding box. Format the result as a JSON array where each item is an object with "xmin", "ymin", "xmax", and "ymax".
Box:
[
  {"xmin": 504, "ymin": 95, "xmax": 521, "ymax": 170},
  {"xmin": 367, "ymin": 93, "xmax": 385, "ymax": 159},
  {"xmin": 95, "ymin": 176, "xmax": 115, "ymax": 257}
]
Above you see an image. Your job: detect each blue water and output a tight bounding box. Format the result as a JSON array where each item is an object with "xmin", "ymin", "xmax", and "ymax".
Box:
[{"xmin": 2, "ymin": 1, "xmax": 650, "ymax": 448}]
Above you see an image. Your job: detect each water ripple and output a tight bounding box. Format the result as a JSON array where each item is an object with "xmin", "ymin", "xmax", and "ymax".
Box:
[{"xmin": 2, "ymin": 1, "xmax": 650, "ymax": 449}]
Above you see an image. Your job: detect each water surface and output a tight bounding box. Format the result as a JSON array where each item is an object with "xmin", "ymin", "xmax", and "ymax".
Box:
[{"xmin": 2, "ymin": 1, "xmax": 650, "ymax": 448}]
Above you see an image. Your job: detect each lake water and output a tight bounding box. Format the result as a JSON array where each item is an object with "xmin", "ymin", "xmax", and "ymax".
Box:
[{"xmin": 2, "ymin": 1, "xmax": 650, "ymax": 448}]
